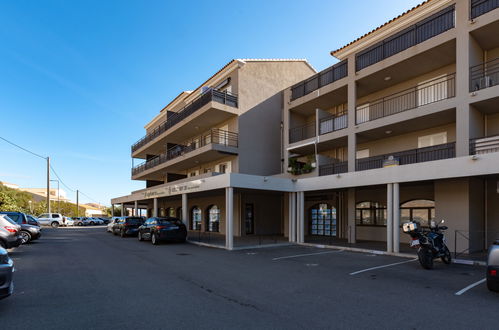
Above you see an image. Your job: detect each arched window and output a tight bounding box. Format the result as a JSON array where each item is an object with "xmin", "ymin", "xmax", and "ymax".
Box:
[
  {"xmin": 356, "ymin": 201, "xmax": 386, "ymax": 226},
  {"xmin": 167, "ymin": 207, "xmax": 175, "ymax": 217},
  {"xmin": 159, "ymin": 208, "xmax": 166, "ymax": 217},
  {"xmin": 310, "ymin": 203, "xmax": 337, "ymax": 237},
  {"xmin": 401, "ymin": 199, "xmax": 435, "ymax": 227},
  {"xmin": 207, "ymin": 205, "xmax": 220, "ymax": 232},
  {"xmin": 191, "ymin": 207, "xmax": 201, "ymax": 231}
]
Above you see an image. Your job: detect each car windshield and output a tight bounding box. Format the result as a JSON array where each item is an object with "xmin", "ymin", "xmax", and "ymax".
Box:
[{"xmin": 126, "ymin": 217, "xmax": 144, "ymax": 225}]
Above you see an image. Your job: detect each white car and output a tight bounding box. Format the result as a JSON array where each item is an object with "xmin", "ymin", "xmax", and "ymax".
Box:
[
  {"xmin": 65, "ymin": 217, "xmax": 75, "ymax": 226},
  {"xmin": 37, "ymin": 213, "xmax": 65, "ymax": 228},
  {"xmin": 107, "ymin": 217, "xmax": 121, "ymax": 232}
]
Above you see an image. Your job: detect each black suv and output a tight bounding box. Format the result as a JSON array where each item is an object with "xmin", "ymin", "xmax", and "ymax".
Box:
[
  {"xmin": 112, "ymin": 217, "xmax": 144, "ymax": 237},
  {"xmin": 0, "ymin": 212, "xmax": 42, "ymax": 244}
]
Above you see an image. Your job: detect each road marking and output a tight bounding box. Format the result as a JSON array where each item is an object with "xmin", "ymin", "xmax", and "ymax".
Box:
[
  {"xmin": 455, "ymin": 278, "xmax": 486, "ymax": 296},
  {"xmin": 349, "ymin": 258, "xmax": 418, "ymax": 275},
  {"xmin": 272, "ymin": 250, "xmax": 343, "ymax": 261}
]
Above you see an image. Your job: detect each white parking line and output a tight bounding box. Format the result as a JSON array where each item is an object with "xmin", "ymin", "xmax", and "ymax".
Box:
[
  {"xmin": 272, "ymin": 250, "xmax": 343, "ymax": 261},
  {"xmin": 455, "ymin": 278, "xmax": 486, "ymax": 296},
  {"xmin": 349, "ymin": 258, "xmax": 418, "ymax": 275}
]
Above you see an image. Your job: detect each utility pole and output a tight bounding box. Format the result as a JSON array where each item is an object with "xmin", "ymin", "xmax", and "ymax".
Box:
[
  {"xmin": 47, "ymin": 157, "xmax": 51, "ymax": 214},
  {"xmin": 76, "ymin": 190, "xmax": 79, "ymax": 217}
]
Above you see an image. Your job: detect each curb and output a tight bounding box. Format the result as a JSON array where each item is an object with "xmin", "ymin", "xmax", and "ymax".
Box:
[{"xmin": 187, "ymin": 240, "xmax": 292, "ymax": 251}]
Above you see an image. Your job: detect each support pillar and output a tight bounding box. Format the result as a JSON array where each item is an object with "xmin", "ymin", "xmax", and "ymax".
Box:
[
  {"xmin": 347, "ymin": 188, "xmax": 356, "ymax": 244},
  {"xmin": 134, "ymin": 201, "xmax": 138, "ymax": 217},
  {"xmin": 225, "ymin": 187, "xmax": 234, "ymax": 250},
  {"xmin": 387, "ymin": 183, "xmax": 394, "ymax": 253},
  {"xmin": 288, "ymin": 192, "xmax": 296, "ymax": 243},
  {"xmin": 120, "ymin": 203, "xmax": 124, "ymax": 217},
  {"xmin": 297, "ymin": 191, "xmax": 305, "ymax": 243},
  {"xmin": 393, "ymin": 183, "xmax": 400, "ymax": 253},
  {"xmin": 153, "ymin": 198, "xmax": 158, "ymax": 217},
  {"xmin": 182, "ymin": 194, "xmax": 188, "ymax": 226}
]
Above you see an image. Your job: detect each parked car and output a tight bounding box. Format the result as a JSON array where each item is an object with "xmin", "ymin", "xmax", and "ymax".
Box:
[
  {"xmin": 65, "ymin": 217, "xmax": 75, "ymax": 226},
  {"xmin": 107, "ymin": 217, "xmax": 120, "ymax": 232},
  {"xmin": 26, "ymin": 215, "xmax": 40, "ymax": 226},
  {"xmin": 487, "ymin": 240, "xmax": 499, "ymax": 292},
  {"xmin": 90, "ymin": 218, "xmax": 104, "ymax": 225},
  {"xmin": 138, "ymin": 217, "xmax": 187, "ymax": 245},
  {"xmin": 112, "ymin": 217, "xmax": 144, "ymax": 237},
  {"xmin": 0, "ymin": 246, "xmax": 14, "ymax": 299},
  {"xmin": 98, "ymin": 217, "xmax": 110, "ymax": 224},
  {"xmin": 37, "ymin": 213, "xmax": 65, "ymax": 228},
  {"xmin": 0, "ymin": 214, "xmax": 22, "ymax": 249},
  {"xmin": 0, "ymin": 212, "xmax": 42, "ymax": 244},
  {"xmin": 71, "ymin": 217, "xmax": 87, "ymax": 226}
]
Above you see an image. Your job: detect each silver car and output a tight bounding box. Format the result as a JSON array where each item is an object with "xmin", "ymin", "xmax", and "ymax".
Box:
[
  {"xmin": 0, "ymin": 246, "xmax": 14, "ymax": 299},
  {"xmin": 0, "ymin": 215, "xmax": 22, "ymax": 249}
]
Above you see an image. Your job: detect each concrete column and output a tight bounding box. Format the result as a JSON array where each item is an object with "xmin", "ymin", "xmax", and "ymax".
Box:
[
  {"xmin": 288, "ymin": 192, "xmax": 296, "ymax": 242},
  {"xmin": 296, "ymin": 191, "xmax": 305, "ymax": 243},
  {"xmin": 387, "ymin": 183, "xmax": 393, "ymax": 253},
  {"xmin": 393, "ymin": 183, "xmax": 400, "ymax": 253},
  {"xmin": 347, "ymin": 188, "xmax": 356, "ymax": 244},
  {"xmin": 134, "ymin": 201, "xmax": 138, "ymax": 217},
  {"xmin": 225, "ymin": 187, "xmax": 234, "ymax": 250},
  {"xmin": 120, "ymin": 203, "xmax": 124, "ymax": 217},
  {"xmin": 182, "ymin": 194, "xmax": 188, "ymax": 226},
  {"xmin": 153, "ymin": 198, "xmax": 158, "ymax": 217},
  {"xmin": 347, "ymin": 54, "xmax": 357, "ymax": 172}
]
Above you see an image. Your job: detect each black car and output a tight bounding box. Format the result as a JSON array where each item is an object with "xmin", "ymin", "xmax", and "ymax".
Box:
[
  {"xmin": 112, "ymin": 217, "xmax": 144, "ymax": 237},
  {"xmin": 138, "ymin": 217, "xmax": 187, "ymax": 245},
  {"xmin": 0, "ymin": 212, "xmax": 42, "ymax": 244}
]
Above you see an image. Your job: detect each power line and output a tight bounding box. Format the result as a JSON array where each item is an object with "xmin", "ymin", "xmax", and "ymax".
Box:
[
  {"xmin": 49, "ymin": 165, "xmax": 75, "ymax": 192},
  {"xmin": 0, "ymin": 136, "xmax": 46, "ymax": 159}
]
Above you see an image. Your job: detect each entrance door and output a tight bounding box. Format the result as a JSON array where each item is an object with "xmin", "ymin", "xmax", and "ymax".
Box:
[{"xmin": 245, "ymin": 203, "xmax": 254, "ymax": 235}]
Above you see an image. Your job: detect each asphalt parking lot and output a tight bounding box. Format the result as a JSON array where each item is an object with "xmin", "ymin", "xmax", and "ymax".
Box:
[{"xmin": 0, "ymin": 228, "xmax": 497, "ymax": 329}]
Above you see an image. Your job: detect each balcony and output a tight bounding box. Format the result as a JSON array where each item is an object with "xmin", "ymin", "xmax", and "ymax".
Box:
[
  {"xmin": 291, "ymin": 60, "xmax": 347, "ymax": 101},
  {"xmin": 470, "ymin": 134, "xmax": 499, "ymax": 154},
  {"xmin": 356, "ymin": 73, "xmax": 455, "ymax": 124},
  {"xmin": 319, "ymin": 161, "xmax": 348, "ymax": 176},
  {"xmin": 470, "ymin": 58, "xmax": 499, "ymax": 92},
  {"xmin": 132, "ymin": 129, "xmax": 238, "ymax": 178},
  {"xmin": 356, "ymin": 142, "xmax": 455, "ymax": 171},
  {"xmin": 356, "ymin": 5, "xmax": 455, "ymax": 72},
  {"xmin": 470, "ymin": 0, "xmax": 499, "ymax": 19},
  {"xmin": 289, "ymin": 122, "xmax": 316, "ymax": 144},
  {"xmin": 319, "ymin": 113, "xmax": 347, "ymax": 135},
  {"xmin": 131, "ymin": 90, "xmax": 238, "ymax": 155}
]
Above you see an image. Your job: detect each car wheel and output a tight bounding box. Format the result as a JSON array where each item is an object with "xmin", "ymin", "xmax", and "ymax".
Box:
[
  {"xmin": 138, "ymin": 232, "xmax": 144, "ymax": 241},
  {"xmin": 20, "ymin": 231, "xmax": 32, "ymax": 244},
  {"xmin": 151, "ymin": 233, "xmax": 159, "ymax": 245},
  {"xmin": 51, "ymin": 222, "xmax": 59, "ymax": 228},
  {"xmin": 120, "ymin": 229, "xmax": 126, "ymax": 238},
  {"xmin": 78, "ymin": 222, "xmax": 83, "ymax": 226},
  {"xmin": 90, "ymin": 221, "xmax": 95, "ymax": 226}
]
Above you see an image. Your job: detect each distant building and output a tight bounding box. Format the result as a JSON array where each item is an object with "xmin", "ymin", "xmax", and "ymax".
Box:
[
  {"xmin": 18, "ymin": 188, "xmax": 71, "ymax": 203},
  {"xmin": 81, "ymin": 204, "xmax": 105, "ymax": 217}
]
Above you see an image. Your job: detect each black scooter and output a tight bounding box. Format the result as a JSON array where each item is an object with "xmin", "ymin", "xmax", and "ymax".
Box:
[{"xmin": 403, "ymin": 219, "xmax": 452, "ymax": 269}]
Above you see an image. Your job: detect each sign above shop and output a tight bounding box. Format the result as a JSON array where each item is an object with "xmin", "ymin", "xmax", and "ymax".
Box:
[{"xmin": 143, "ymin": 180, "xmax": 203, "ymax": 199}]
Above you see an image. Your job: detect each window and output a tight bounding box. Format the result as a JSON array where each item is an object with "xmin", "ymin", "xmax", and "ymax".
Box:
[
  {"xmin": 207, "ymin": 205, "xmax": 220, "ymax": 232},
  {"xmin": 309, "ymin": 203, "xmax": 337, "ymax": 237},
  {"xmin": 192, "ymin": 207, "xmax": 202, "ymax": 230},
  {"xmin": 189, "ymin": 171, "xmax": 198, "ymax": 177},
  {"xmin": 167, "ymin": 207, "xmax": 176, "ymax": 217},
  {"xmin": 356, "ymin": 149, "xmax": 370, "ymax": 159},
  {"xmin": 356, "ymin": 201, "xmax": 387, "ymax": 226},
  {"xmin": 218, "ymin": 163, "xmax": 227, "ymax": 173},
  {"xmin": 418, "ymin": 132, "xmax": 447, "ymax": 148},
  {"xmin": 401, "ymin": 199, "xmax": 435, "ymax": 227},
  {"xmin": 52, "ymin": 214, "xmax": 60, "ymax": 218},
  {"xmin": 204, "ymin": 168, "xmax": 212, "ymax": 174}
]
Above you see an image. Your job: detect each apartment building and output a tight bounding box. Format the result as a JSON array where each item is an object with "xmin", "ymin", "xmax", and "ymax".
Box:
[{"xmin": 112, "ymin": 0, "xmax": 499, "ymax": 254}]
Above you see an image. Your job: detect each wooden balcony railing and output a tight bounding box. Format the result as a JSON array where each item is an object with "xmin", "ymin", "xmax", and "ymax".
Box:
[
  {"xmin": 356, "ymin": 142, "xmax": 456, "ymax": 171},
  {"xmin": 290, "ymin": 60, "xmax": 347, "ymax": 100},
  {"xmin": 132, "ymin": 129, "xmax": 238, "ymax": 176},
  {"xmin": 470, "ymin": 57, "xmax": 499, "ymax": 92},
  {"xmin": 470, "ymin": 0, "xmax": 499, "ymax": 19},
  {"xmin": 131, "ymin": 90, "xmax": 238, "ymax": 153},
  {"xmin": 356, "ymin": 73, "xmax": 455, "ymax": 124}
]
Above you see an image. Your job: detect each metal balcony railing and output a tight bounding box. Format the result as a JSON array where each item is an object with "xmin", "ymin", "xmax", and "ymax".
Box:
[
  {"xmin": 356, "ymin": 5, "xmax": 455, "ymax": 71},
  {"xmin": 356, "ymin": 73, "xmax": 455, "ymax": 124},
  {"xmin": 470, "ymin": 134, "xmax": 499, "ymax": 155},
  {"xmin": 131, "ymin": 90, "xmax": 238, "ymax": 153},
  {"xmin": 319, "ymin": 161, "xmax": 348, "ymax": 176},
  {"xmin": 356, "ymin": 142, "xmax": 456, "ymax": 171},
  {"xmin": 132, "ymin": 129, "xmax": 238, "ymax": 176},
  {"xmin": 470, "ymin": 57, "xmax": 499, "ymax": 92},
  {"xmin": 291, "ymin": 60, "xmax": 347, "ymax": 100},
  {"xmin": 319, "ymin": 113, "xmax": 347, "ymax": 135},
  {"xmin": 289, "ymin": 122, "xmax": 316, "ymax": 144},
  {"xmin": 470, "ymin": 0, "xmax": 499, "ymax": 19}
]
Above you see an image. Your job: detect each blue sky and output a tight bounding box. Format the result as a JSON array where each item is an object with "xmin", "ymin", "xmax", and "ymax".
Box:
[{"xmin": 0, "ymin": 0, "xmax": 422, "ymax": 205}]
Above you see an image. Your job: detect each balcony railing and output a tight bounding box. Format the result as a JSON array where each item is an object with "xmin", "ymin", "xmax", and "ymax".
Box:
[
  {"xmin": 356, "ymin": 5, "xmax": 455, "ymax": 71},
  {"xmin": 356, "ymin": 142, "xmax": 455, "ymax": 171},
  {"xmin": 131, "ymin": 90, "xmax": 238, "ymax": 153},
  {"xmin": 319, "ymin": 161, "xmax": 348, "ymax": 176},
  {"xmin": 470, "ymin": 134, "xmax": 499, "ymax": 154},
  {"xmin": 356, "ymin": 73, "xmax": 455, "ymax": 124},
  {"xmin": 319, "ymin": 113, "xmax": 347, "ymax": 135},
  {"xmin": 470, "ymin": 57, "xmax": 499, "ymax": 92},
  {"xmin": 470, "ymin": 0, "xmax": 499, "ymax": 19},
  {"xmin": 291, "ymin": 60, "xmax": 347, "ymax": 100},
  {"xmin": 132, "ymin": 129, "xmax": 238, "ymax": 176},
  {"xmin": 289, "ymin": 122, "xmax": 316, "ymax": 144}
]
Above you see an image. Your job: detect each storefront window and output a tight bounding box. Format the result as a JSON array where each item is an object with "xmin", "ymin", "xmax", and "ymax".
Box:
[
  {"xmin": 356, "ymin": 201, "xmax": 386, "ymax": 226},
  {"xmin": 192, "ymin": 207, "xmax": 201, "ymax": 231},
  {"xmin": 310, "ymin": 203, "xmax": 337, "ymax": 237},
  {"xmin": 167, "ymin": 207, "xmax": 176, "ymax": 217},
  {"xmin": 207, "ymin": 205, "xmax": 220, "ymax": 232},
  {"xmin": 401, "ymin": 199, "xmax": 435, "ymax": 227}
]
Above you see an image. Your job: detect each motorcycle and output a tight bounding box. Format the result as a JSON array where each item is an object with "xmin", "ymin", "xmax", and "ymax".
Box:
[{"xmin": 402, "ymin": 219, "xmax": 452, "ymax": 269}]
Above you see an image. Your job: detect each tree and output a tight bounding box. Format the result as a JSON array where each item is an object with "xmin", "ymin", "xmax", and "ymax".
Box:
[{"xmin": 0, "ymin": 191, "xmax": 22, "ymax": 212}]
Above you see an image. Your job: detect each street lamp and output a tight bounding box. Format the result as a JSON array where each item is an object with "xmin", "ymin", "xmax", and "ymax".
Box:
[{"xmin": 50, "ymin": 179, "xmax": 60, "ymax": 213}]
